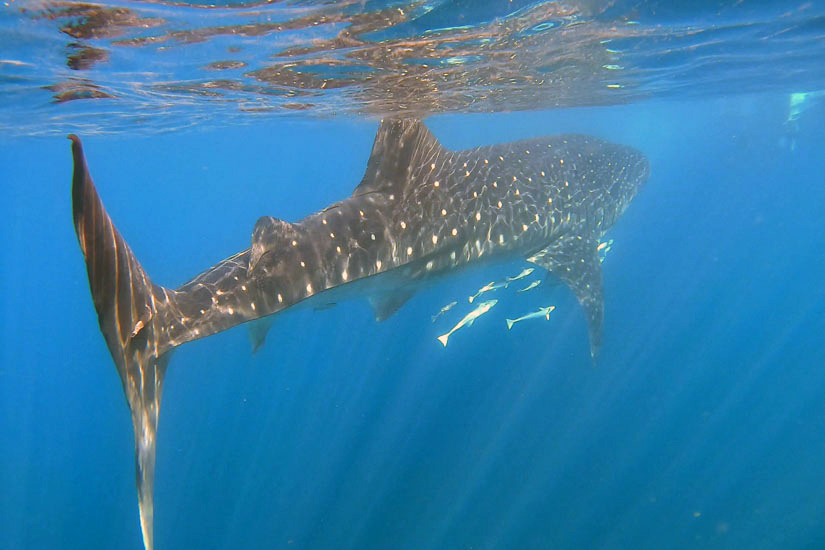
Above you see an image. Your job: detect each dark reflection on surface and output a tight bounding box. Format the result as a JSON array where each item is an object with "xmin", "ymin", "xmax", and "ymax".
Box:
[
  {"xmin": 39, "ymin": 2, "xmax": 165, "ymax": 39},
  {"xmin": 46, "ymin": 79, "xmax": 115, "ymax": 103},
  {"xmin": 26, "ymin": 0, "xmax": 635, "ymax": 117},
  {"xmin": 206, "ymin": 60, "xmax": 248, "ymax": 70},
  {"xmin": 67, "ymin": 42, "xmax": 109, "ymax": 70},
  {"xmin": 6, "ymin": 0, "xmax": 825, "ymax": 134}
]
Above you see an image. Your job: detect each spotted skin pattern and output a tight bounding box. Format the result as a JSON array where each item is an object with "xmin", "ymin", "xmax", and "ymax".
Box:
[
  {"xmin": 70, "ymin": 120, "xmax": 649, "ymax": 550},
  {"xmin": 158, "ymin": 121, "xmax": 648, "ymax": 353}
]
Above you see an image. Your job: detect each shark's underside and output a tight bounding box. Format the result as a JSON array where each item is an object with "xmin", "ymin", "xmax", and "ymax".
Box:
[{"xmin": 70, "ymin": 119, "xmax": 649, "ymax": 550}]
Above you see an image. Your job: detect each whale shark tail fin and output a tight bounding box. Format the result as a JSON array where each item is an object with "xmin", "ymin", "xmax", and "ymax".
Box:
[{"xmin": 70, "ymin": 134, "xmax": 174, "ymax": 550}]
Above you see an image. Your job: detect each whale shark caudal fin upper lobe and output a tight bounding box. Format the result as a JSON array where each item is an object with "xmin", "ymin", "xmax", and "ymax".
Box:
[
  {"xmin": 70, "ymin": 135, "xmax": 168, "ymax": 550},
  {"xmin": 72, "ymin": 137, "xmax": 259, "ymax": 550}
]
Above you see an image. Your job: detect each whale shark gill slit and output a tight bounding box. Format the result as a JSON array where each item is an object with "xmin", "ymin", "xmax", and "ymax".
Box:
[{"xmin": 70, "ymin": 120, "xmax": 649, "ymax": 550}]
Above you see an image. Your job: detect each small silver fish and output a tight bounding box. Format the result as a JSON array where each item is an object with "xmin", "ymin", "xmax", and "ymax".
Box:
[
  {"xmin": 516, "ymin": 279, "xmax": 542, "ymax": 293},
  {"xmin": 468, "ymin": 281, "xmax": 507, "ymax": 303},
  {"xmin": 597, "ymin": 239, "xmax": 613, "ymax": 263},
  {"xmin": 505, "ymin": 267, "xmax": 534, "ymax": 285},
  {"xmin": 505, "ymin": 305, "xmax": 555, "ymax": 330},
  {"xmin": 431, "ymin": 300, "xmax": 458, "ymax": 323},
  {"xmin": 437, "ymin": 299, "xmax": 498, "ymax": 347}
]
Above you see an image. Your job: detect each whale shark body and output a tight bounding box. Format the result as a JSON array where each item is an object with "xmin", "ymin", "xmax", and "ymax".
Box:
[{"xmin": 70, "ymin": 119, "xmax": 649, "ymax": 550}]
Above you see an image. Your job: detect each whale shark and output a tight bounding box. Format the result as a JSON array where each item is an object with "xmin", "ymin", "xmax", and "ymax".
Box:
[{"xmin": 70, "ymin": 119, "xmax": 649, "ymax": 550}]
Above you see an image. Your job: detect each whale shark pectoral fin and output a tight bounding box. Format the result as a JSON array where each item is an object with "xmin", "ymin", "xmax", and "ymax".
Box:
[
  {"xmin": 369, "ymin": 289, "xmax": 415, "ymax": 322},
  {"xmin": 353, "ymin": 119, "xmax": 445, "ymax": 198},
  {"xmin": 528, "ymin": 236, "xmax": 604, "ymax": 362},
  {"xmin": 249, "ymin": 216, "xmax": 298, "ymax": 274},
  {"xmin": 247, "ymin": 316, "xmax": 275, "ymax": 353},
  {"xmin": 542, "ymin": 272, "xmax": 562, "ymax": 289}
]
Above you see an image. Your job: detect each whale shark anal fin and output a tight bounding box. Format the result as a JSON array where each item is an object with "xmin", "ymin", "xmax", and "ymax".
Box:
[
  {"xmin": 369, "ymin": 289, "xmax": 415, "ymax": 322},
  {"xmin": 247, "ymin": 317, "xmax": 275, "ymax": 353}
]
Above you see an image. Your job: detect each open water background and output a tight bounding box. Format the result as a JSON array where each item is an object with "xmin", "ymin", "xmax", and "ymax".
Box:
[{"xmin": 2, "ymin": 1, "xmax": 825, "ymax": 549}]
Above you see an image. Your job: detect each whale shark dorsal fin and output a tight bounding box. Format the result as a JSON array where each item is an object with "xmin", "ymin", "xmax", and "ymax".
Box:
[
  {"xmin": 353, "ymin": 119, "xmax": 445, "ymax": 198},
  {"xmin": 528, "ymin": 236, "xmax": 604, "ymax": 362}
]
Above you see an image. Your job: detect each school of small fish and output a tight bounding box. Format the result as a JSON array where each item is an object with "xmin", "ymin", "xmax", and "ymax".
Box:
[
  {"xmin": 434, "ymin": 241, "xmax": 614, "ymax": 346},
  {"xmin": 597, "ymin": 239, "xmax": 613, "ymax": 263}
]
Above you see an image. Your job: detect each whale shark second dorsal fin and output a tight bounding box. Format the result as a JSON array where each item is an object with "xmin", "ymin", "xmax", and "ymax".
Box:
[
  {"xmin": 249, "ymin": 215, "xmax": 299, "ymax": 274},
  {"xmin": 353, "ymin": 119, "xmax": 445, "ymax": 198}
]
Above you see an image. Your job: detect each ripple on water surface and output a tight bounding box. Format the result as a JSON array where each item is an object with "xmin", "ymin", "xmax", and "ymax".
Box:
[{"xmin": 1, "ymin": 0, "xmax": 824, "ymax": 135}]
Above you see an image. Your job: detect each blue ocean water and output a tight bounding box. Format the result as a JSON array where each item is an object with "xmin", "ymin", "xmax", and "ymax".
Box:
[{"xmin": 3, "ymin": 2, "xmax": 825, "ymax": 550}]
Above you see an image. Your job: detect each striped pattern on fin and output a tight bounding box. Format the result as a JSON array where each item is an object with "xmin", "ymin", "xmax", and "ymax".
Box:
[{"xmin": 71, "ymin": 134, "xmax": 168, "ymax": 550}]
